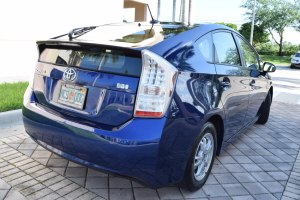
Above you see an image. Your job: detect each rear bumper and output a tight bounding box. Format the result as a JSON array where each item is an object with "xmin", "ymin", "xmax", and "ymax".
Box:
[
  {"xmin": 23, "ymin": 86, "xmax": 203, "ymax": 187},
  {"xmin": 23, "ymin": 87, "xmax": 168, "ymax": 187}
]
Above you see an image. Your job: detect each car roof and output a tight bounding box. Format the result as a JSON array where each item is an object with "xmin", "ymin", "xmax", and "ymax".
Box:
[{"xmin": 39, "ymin": 22, "xmax": 236, "ymax": 50}]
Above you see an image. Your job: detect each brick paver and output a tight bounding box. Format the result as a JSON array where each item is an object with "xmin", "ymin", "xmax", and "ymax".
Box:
[
  {"xmin": 282, "ymin": 147, "xmax": 300, "ymax": 199},
  {"xmin": 0, "ymin": 101, "xmax": 299, "ymax": 200}
]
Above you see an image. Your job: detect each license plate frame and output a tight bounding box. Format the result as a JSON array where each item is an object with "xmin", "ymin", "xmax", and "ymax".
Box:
[{"xmin": 58, "ymin": 83, "xmax": 87, "ymax": 110}]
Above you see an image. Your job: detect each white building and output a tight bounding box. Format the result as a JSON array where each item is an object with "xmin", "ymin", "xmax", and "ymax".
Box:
[
  {"xmin": 0, "ymin": 0, "xmax": 195, "ymax": 78},
  {"xmin": 0, "ymin": 0, "xmax": 156, "ymax": 78}
]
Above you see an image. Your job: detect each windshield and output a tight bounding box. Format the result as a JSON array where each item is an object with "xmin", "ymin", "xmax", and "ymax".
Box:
[{"xmin": 295, "ymin": 53, "xmax": 300, "ymax": 57}]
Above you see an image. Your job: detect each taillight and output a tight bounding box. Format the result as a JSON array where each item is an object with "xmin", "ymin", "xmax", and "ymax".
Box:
[{"xmin": 134, "ymin": 50, "xmax": 178, "ymax": 118}]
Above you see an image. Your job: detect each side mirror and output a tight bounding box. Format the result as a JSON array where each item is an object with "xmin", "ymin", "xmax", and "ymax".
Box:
[{"xmin": 263, "ymin": 62, "xmax": 276, "ymax": 72}]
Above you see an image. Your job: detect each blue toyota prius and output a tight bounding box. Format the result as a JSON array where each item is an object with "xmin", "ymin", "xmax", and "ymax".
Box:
[{"xmin": 23, "ymin": 22, "xmax": 276, "ymax": 191}]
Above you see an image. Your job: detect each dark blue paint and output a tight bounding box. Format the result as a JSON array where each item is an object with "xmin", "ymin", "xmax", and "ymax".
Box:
[
  {"xmin": 37, "ymin": 63, "xmax": 139, "ymax": 93},
  {"xmin": 23, "ymin": 88, "xmax": 162, "ymax": 186},
  {"xmin": 23, "ymin": 86, "xmax": 225, "ymax": 187},
  {"xmin": 23, "ymin": 23, "xmax": 274, "ymax": 188},
  {"xmin": 149, "ymin": 24, "xmax": 232, "ymax": 73},
  {"xmin": 214, "ymin": 64, "xmax": 250, "ymax": 141},
  {"xmin": 34, "ymin": 63, "xmax": 139, "ymax": 126},
  {"xmin": 168, "ymin": 72, "xmax": 221, "ymax": 119}
]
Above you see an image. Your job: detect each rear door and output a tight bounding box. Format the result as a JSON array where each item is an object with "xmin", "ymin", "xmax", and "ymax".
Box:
[
  {"xmin": 234, "ymin": 36, "xmax": 269, "ymax": 122},
  {"xmin": 34, "ymin": 42, "xmax": 142, "ymax": 127},
  {"xmin": 212, "ymin": 31, "xmax": 250, "ymax": 141}
]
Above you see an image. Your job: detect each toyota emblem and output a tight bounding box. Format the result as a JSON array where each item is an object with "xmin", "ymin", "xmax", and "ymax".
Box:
[{"xmin": 63, "ymin": 68, "xmax": 77, "ymax": 81}]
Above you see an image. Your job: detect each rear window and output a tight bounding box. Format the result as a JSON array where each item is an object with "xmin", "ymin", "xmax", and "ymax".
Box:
[
  {"xmin": 39, "ymin": 46, "xmax": 142, "ymax": 76},
  {"xmin": 113, "ymin": 30, "xmax": 154, "ymax": 43}
]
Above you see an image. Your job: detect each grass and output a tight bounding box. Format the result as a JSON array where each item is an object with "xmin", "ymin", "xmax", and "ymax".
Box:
[
  {"xmin": 260, "ymin": 55, "xmax": 291, "ymax": 66},
  {"xmin": 0, "ymin": 82, "xmax": 29, "ymax": 112}
]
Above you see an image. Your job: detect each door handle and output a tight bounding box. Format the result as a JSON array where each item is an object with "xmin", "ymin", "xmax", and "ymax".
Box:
[
  {"xmin": 220, "ymin": 81, "xmax": 231, "ymax": 87},
  {"xmin": 250, "ymin": 80, "xmax": 255, "ymax": 89},
  {"xmin": 220, "ymin": 77, "xmax": 231, "ymax": 89}
]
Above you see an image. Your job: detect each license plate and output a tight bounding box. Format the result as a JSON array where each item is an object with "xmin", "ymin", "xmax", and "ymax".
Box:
[{"xmin": 58, "ymin": 84, "xmax": 87, "ymax": 109}]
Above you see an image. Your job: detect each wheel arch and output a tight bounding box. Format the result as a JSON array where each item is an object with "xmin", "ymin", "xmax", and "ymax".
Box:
[
  {"xmin": 207, "ymin": 114, "xmax": 224, "ymax": 156},
  {"xmin": 269, "ymin": 86, "xmax": 273, "ymax": 102}
]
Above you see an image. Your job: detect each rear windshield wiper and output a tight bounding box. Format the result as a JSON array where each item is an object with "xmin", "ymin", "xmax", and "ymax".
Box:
[
  {"xmin": 50, "ymin": 26, "xmax": 97, "ymax": 40},
  {"xmin": 68, "ymin": 26, "xmax": 97, "ymax": 39}
]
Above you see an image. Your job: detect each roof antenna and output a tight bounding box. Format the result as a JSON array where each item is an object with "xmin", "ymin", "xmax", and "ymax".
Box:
[
  {"xmin": 147, "ymin": 4, "xmax": 159, "ymax": 34},
  {"xmin": 147, "ymin": 4, "xmax": 159, "ymax": 25}
]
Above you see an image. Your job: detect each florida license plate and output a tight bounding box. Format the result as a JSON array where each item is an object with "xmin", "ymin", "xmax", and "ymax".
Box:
[{"xmin": 58, "ymin": 84, "xmax": 87, "ymax": 109}]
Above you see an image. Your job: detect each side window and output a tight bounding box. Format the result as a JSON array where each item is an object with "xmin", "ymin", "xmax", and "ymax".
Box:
[
  {"xmin": 236, "ymin": 37, "xmax": 260, "ymax": 70},
  {"xmin": 197, "ymin": 33, "xmax": 213, "ymax": 63},
  {"xmin": 213, "ymin": 32, "xmax": 241, "ymax": 66}
]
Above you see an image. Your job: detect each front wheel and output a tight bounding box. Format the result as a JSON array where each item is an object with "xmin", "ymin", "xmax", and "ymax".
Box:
[{"xmin": 179, "ymin": 122, "xmax": 217, "ymax": 191}]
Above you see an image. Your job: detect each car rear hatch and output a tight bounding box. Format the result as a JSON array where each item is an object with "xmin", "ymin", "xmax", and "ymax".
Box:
[{"xmin": 33, "ymin": 42, "xmax": 142, "ymax": 127}]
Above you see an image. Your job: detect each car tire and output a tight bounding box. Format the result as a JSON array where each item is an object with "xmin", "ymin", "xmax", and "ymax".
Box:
[
  {"xmin": 256, "ymin": 91, "xmax": 271, "ymax": 124},
  {"xmin": 290, "ymin": 65, "xmax": 294, "ymax": 69},
  {"xmin": 178, "ymin": 122, "xmax": 217, "ymax": 191}
]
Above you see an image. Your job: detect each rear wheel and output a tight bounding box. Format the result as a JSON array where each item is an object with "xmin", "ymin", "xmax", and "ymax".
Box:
[
  {"xmin": 179, "ymin": 122, "xmax": 217, "ymax": 191},
  {"xmin": 256, "ymin": 91, "xmax": 271, "ymax": 124}
]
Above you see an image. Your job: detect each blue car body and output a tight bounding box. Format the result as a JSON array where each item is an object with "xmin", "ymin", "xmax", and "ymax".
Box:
[{"xmin": 23, "ymin": 23, "xmax": 273, "ymax": 188}]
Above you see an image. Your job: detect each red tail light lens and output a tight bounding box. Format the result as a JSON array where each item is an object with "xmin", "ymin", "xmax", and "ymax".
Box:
[{"xmin": 134, "ymin": 50, "xmax": 178, "ymax": 118}]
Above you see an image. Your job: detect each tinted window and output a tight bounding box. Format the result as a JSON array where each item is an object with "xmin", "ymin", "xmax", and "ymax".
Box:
[
  {"xmin": 236, "ymin": 37, "xmax": 259, "ymax": 69},
  {"xmin": 113, "ymin": 29, "xmax": 154, "ymax": 43},
  {"xmin": 197, "ymin": 33, "xmax": 213, "ymax": 62},
  {"xmin": 39, "ymin": 47, "xmax": 142, "ymax": 76},
  {"xmin": 213, "ymin": 32, "xmax": 240, "ymax": 66}
]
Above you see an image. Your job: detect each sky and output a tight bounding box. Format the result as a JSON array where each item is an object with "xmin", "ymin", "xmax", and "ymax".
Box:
[{"xmin": 159, "ymin": 0, "xmax": 300, "ymax": 44}]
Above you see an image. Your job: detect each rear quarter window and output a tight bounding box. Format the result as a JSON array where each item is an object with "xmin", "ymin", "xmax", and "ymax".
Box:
[{"xmin": 197, "ymin": 33, "xmax": 213, "ymax": 63}]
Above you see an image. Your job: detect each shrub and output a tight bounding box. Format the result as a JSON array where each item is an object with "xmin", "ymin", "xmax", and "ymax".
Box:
[{"xmin": 258, "ymin": 50, "xmax": 296, "ymax": 57}]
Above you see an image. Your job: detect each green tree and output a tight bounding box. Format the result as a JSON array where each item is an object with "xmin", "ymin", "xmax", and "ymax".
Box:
[
  {"xmin": 241, "ymin": 0, "xmax": 300, "ymax": 56},
  {"xmin": 282, "ymin": 41, "xmax": 300, "ymax": 51},
  {"xmin": 256, "ymin": 42, "xmax": 278, "ymax": 52},
  {"xmin": 239, "ymin": 22, "xmax": 269, "ymax": 47},
  {"xmin": 295, "ymin": 0, "xmax": 300, "ymax": 31},
  {"xmin": 215, "ymin": 22, "xmax": 238, "ymax": 31}
]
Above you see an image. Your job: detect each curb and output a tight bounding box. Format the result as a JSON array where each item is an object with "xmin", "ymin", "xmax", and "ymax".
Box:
[
  {"xmin": 0, "ymin": 109, "xmax": 23, "ymax": 129},
  {"xmin": 0, "ymin": 75, "xmax": 30, "ymax": 84}
]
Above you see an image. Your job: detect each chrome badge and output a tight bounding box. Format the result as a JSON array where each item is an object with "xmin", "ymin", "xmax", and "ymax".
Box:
[
  {"xmin": 117, "ymin": 83, "xmax": 129, "ymax": 89},
  {"xmin": 63, "ymin": 68, "xmax": 77, "ymax": 81}
]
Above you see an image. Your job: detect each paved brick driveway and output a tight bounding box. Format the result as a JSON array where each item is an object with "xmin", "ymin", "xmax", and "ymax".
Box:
[{"xmin": 0, "ymin": 101, "xmax": 300, "ymax": 200}]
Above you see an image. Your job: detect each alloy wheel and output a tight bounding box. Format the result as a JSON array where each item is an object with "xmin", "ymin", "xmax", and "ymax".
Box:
[{"xmin": 193, "ymin": 132, "xmax": 214, "ymax": 181}]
